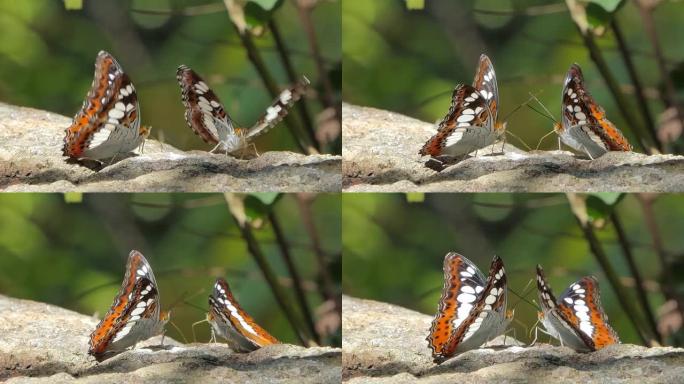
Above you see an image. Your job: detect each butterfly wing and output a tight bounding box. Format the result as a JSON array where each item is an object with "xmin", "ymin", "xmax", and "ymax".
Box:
[
  {"xmin": 536, "ymin": 265, "xmax": 596, "ymax": 351},
  {"xmin": 246, "ymin": 75, "xmax": 310, "ymax": 139},
  {"xmin": 176, "ymin": 65, "xmax": 235, "ymax": 146},
  {"xmin": 560, "ymin": 64, "xmax": 631, "ymax": 155},
  {"xmin": 208, "ymin": 278, "xmax": 279, "ymax": 352},
  {"xmin": 88, "ymin": 250, "xmax": 165, "ymax": 360},
  {"xmin": 556, "ymin": 276, "xmax": 620, "ymax": 350},
  {"xmin": 419, "ymin": 84, "xmax": 495, "ymax": 157},
  {"xmin": 427, "ymin": 252, "xmax": 494, "ymax": 363},
  {"xmin": 433, "ymin": 255, "xmax": 508, "ymax": 363},
  {"xmin": 63, "ymin": 51, "xmax": 144, "ymax": 160},
  {"xmin": 472, "ymin": 54, "xmax": 499, "ymax": 125}
]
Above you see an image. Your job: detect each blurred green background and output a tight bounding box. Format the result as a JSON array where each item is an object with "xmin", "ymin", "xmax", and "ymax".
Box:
[
  {"xmin": 0, "ymin": 0, "xmax": 341, "ymax": 154},
  {"xmin": 342, "ymin": 0, "xmax": 684, "ymax": 154},
  {"xmin": 0, "ymin": 193, "xmax": 341, "ymax": 347},
  {"xmin": 342, "ymin": 193, "xmax": 684, "ymax": 347}
]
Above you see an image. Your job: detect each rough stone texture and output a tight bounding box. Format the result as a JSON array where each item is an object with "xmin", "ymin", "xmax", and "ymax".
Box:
[
  {"xmin": 0, "ymin": 102, "xmax": 341, "ymax": 192},
  {"xmin": 342, "ymin": 295, "xmax": 684, "ymax": 383},
  {"xmin": 0, "ymin": 295, "xmax": 341, "ymax": 383},
  {"xmin": 342, "ymin": 103, "xmax": 684, "ymax": 192}
]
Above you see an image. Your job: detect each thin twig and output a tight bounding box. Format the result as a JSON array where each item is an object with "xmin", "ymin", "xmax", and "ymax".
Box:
[
  {"xmin": 637, "ymin": 194, "xmax": 684, "ymax": 322},
  {"xmin": 269, "ymin": 211, "xmax": 321, "ymax": 344},
  {"xmin": 635, "ymin": 0, "xmax": 684, "ymax": 141},
  {"xmin": 610, "ymin": 18, "xmax": 661, "ymax": 152},
  {"xmin": 295, "ymin": 1, "xmax": 340, "ymax": 120},
  {"xmin": 268, "ymin": 19, "xmax": 320, "ymax": 151},
  {"xmin": 224, "ymin": 194, "xmax": 309, "ymax": 345},
  {"xmin": 296, "ymin": 193, "xmax": 341, "ymax": 317},
  {"xmin": 566, "ymin": 194, "xmax": 649, "ymax": 345},
  {"xmin": 610, "ymin": 211, "xmax": 662, "ymax": 344}
]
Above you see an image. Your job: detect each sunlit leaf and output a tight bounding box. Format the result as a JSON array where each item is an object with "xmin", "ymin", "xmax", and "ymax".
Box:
[
  {"xmin": 245, "ymin": 0, "xmax": 284, "ymax": 28},
  {"xmin": 244, "ymin": 194, "xmax": 280, "ymax": 222},
  {"xmin": 405, "ymin": 0, "xmax": 425, "ymax": 10},
  {"xmin": 248, "ymin": 0, "xmax": 282, "ymax": 11},
  {"xmin": 588, "ymin": 0, "xmax": 625, "ymax": 12},
  {"xmin": 63, "ymin": 0, "xmax": 83, "ymax": 10},
  {"xmin": 406, "ymin": 193, "xmax": 425, "ymax": 203},
  {"xmin": 249, "ymin": 192, "xmax": 280, "ymax": 206},
  {"xmin": 586, "ymin": 193, "xmax": 624, "ymax": 221},
  {"xmin": 64, "ymin": 192, "xmax": 82, "ymax": 203}
]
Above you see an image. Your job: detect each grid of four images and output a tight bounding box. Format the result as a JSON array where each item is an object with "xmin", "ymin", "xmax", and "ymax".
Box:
[{"xmin": 1, "ymin": 1, "xmax": 683, "ymax": 383}]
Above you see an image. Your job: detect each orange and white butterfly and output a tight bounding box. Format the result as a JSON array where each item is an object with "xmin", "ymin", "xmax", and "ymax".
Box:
[
  {"xmin": 427, "ymin": 253, "xmax": 511, "ymax": 364},
  {"xmin": 176, "ymin": 65, "xmax": 309, "ymax": 154},
  {"xmin": 553, "ymin": 64, "xmax": 632, "ymax": 159},
  {"xmin": 207, "ymin": 278, "xmax": 279, "ymax": 352},
  {"xmin": 63, "ymin": 51, "xmax": 150, "ymax": 161},
  {"xmin": 88, "ymin": 250, "xmax": 169, "ymax": 361},
  {"xmin": 420, "ymin": 54, "xmax": 505, "ymax": 159},
  {"xmin": 535, "ymin": 265, "xmax": 620, "ymax": 351}
]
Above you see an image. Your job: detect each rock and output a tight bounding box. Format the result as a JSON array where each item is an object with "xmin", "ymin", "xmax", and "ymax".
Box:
[
  {"xmin": 342, "ymin": 103, "xmax": 684, "ymax": 192},
  {"xmin": 0, "ymin": 295, "xmax": 341, "ymax": 383},
  {"xmin": 342, "ymin": 295, "xmax": 684, "ymax": 383},
  {"xmin": 0, "ymin": 102, "xmax": 341, "ymax": 192}
]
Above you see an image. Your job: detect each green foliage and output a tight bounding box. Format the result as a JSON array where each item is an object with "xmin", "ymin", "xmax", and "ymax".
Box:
[
  {"xmin": 0, "ymin": 0, "xmax": 340, "ymax": 155},
  {"xmin": 0, "ymin": 193, "xmax": 341, "ymax": 347},
  {"xmin": 342, "ymin": 193, "xmax": 684, "ymax": 346},
  {"xmin": 586, "ymin": 193, "xmax": 624, "ymax": 221},
  {"xmin": 245, "ymin": 0, "xmax": 285, "ymax": 28},
  {"xmin": 63, "ymin": 0, "xmax": 83, "ymax": 10},
  {"xmin": 405, "ymin": 0, "xmax": 425, "ymax": 10}
]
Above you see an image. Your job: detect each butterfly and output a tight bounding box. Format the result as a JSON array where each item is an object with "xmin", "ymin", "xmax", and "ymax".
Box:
[
  {"xmin": 553, "ymin": 63, "xmax": 632, "ymax": 159},
  {"xmin": 88, "ymin": 250, "xmax": 170, "ymax": 361},
  {"xmin": 207, "ymin": 277, "xmax": 279, "ymax": 352},
  {"xmin": 427, "ymin": 253, "xmax": 512, "ymax": 364},
  {"xmin": 176, "ymin": 65, "xmax": 309, "ymax": 154},
  {"xmin": 420, "ymin": 54, "xmax": 505, "ymax": 159},
  {"xmin": 63, "ymin": 51, "xmax": 150, "ymax": 161},
  {"xmin": 535, "ymin": 265, "xmax": 620, "ymax": 352}
]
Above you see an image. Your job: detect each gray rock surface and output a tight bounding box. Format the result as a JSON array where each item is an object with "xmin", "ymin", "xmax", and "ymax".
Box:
[
  {"xmin": 0, "ymin": 102, "xmax": 341, "ymax": 192},
  {"xmin": 342, "ymin": 103, "xmax": 684, "ymax": 192},
  {"xmin": 0, "ymin": 294, "xmax": 341, "ymax": 383},
  {"xmin": 342, "ymin": 295, "xmax": 684, "ymax": 383}
]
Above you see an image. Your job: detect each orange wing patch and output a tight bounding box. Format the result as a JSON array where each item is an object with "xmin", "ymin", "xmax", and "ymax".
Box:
[
  {"xmin": 588, "ymin": 104, "xmax": 632, "ymax": 151},
  {"xmin": 427, "ymin": 254, "xmax": 463, "ymax": 356}
]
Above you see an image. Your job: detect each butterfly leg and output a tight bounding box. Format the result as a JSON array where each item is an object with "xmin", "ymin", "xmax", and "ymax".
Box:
[
  {"xmin": 557, "ymin": 136, "xmax": 562, "ymax": 152},
  {"xmin": 191, "ymin": 318, "xmax": 209, "ymax": 343},
  {"xmin": 210, "ymin": 327, "xmax": 217, "ymax": 343},
  {"xmin": 209, "ymin": 142, "xmax": 224, "ymax": 154}
]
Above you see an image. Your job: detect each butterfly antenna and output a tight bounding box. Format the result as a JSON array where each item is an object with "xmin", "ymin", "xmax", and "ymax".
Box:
[
  {"xmin": 183, "ymin": 300, "xmax": 208, "ymax": 313},
  {"xmin": 168, "ymin": 319, "xmax": 189, "ymax": 344},
  {"xmin": 528, "ymin": 92, "xmax": 557, "ymax": 123},
  {"xmin": 504, "ymin": 130, "xmax": 532, "ymax": 151},
  {"xmin": 501, "ymin": 91, "xmax": 541, "ymax": 123},
  {"xmin": 508, "ymin": 279, "xmax": 538, "ymax": 311},
  {"xmin": 167, "ymin": 288, "xmax": 206, "ymax": 313}
]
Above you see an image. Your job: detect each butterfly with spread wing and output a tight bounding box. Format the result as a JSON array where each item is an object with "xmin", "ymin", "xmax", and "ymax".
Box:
[
  {"xmin": 427, "ymin": 253, "xmax": 512, "ymax": 364},
  {"xmin": 420, "ymin": 54, "xmax": 505, "ymax": 161},
  {"xmin": 535, "ymin": 265, "xmax": 620, "ymax": 352},
  {"xmin": 88, "ymin": 250, "xmax": 170, "ymax": 361},
  {"xmin": 177, "ymin": 65, "xmax": 309, "ymax": 155},
  {"xmin": 207, "ymin": 277, "xmax": 279, "ymax": 352},
  {"xmin": 63, "ymin": 51, "xmax": 150, "ymax": 161},
  {"xmin": 553, "ymin": 64, "xmax": 632, "ymax": 159}
]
